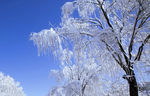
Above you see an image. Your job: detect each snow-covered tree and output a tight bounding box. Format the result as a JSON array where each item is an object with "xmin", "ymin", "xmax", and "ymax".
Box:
[
  {"xmin": 0, "ymin": 72, "xmax": 26, "ymax": 96},
  {"xmin": 31, "ymin": 0, "xmax": 150, "ymax": 96},
  {"xmin": 48, "ymin": 48, "xmax": 128, "ymax": 96},
  {"xmin": 48, "ymin": 49, "xmax": 102, "ymax": 96}
]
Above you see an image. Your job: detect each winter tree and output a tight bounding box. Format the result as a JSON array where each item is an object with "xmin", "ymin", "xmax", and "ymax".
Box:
[
  {"xmin": 0, "ymin": 72, "xmax": 26, "ymax": 96},
  {"xmin": 47, "ymin": 48, "xmax": 129, "ymax": 96},
  {"xmin": 31, "ymin": 0, "xmax": 150, "ymax": 96}
]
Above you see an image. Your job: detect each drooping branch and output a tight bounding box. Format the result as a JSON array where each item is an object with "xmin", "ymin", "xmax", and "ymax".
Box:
[{"xmin": 88, "ymin": 18, "xmax": 103, "ymax": 29}]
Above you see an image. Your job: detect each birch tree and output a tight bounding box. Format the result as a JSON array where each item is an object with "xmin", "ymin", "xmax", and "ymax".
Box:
[{"xmin": 31, "ymin": 0, "xmax": 150, "ymax": 96}]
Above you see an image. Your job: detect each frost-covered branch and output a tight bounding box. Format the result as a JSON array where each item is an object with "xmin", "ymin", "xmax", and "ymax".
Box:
[{"xmin": 135, "ymin": 34, "xmax": 150, "ymax": 61}]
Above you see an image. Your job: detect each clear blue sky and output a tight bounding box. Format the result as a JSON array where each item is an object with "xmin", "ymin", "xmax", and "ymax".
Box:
[{"xmin": 0, "ymin": 0, "xmax": 73, "ymax": 96}]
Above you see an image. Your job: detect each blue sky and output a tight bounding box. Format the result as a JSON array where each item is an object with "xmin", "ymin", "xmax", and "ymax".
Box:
[{"xmin": 0, "ymin": 0, "xmax": 73, "ymax": 96}]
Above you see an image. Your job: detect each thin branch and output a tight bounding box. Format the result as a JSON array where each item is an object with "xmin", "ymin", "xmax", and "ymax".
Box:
[
  {"xmin": 128, "ymin": 9, "xmax": 142, "ymax": 60},
  {"xmin": 134, "ymin": 34, "xmax": 150, "ymax": 61},
  {"xmin": 97, "ymin": 0, "xmax": 113, "ymax": 29},
  {"xmin": 79, "ymin": 32, "xmax": 94, "ymax": 37},
  {"xmin": 138, "ymin": 13, "xmax": 150, "ymax": 28},
  {"xmin": 89, "ymin": 18, "xmax": 103, "ymax": 29},
  {"xmin": 88, "ymin": 20, "xmax": 103, "ymax": 28},
  {"xmin": 101, "ymin": 40, "xmax": 128, "ymax": 73},
  {"xmin": 117, "ymin": 40, "xmax": 129, "ymax": 67}
]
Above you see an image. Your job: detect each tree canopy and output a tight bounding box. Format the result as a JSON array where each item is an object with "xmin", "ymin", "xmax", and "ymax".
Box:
[{"xmin": 31, "ymin": 0, "xmax": 150, "ymax": 96}]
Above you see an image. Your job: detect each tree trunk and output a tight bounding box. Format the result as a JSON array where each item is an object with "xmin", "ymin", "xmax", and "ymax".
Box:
[{"xmin": 128, "ymin": 76, "xmax": 138, "ymax": 96}]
